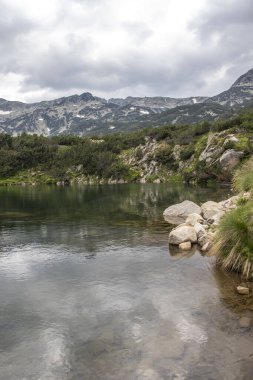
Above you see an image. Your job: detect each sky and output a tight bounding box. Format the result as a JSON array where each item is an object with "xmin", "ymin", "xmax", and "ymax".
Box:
[{"xmin": 0, "ymin": 0, "xmax": 252, "ymax": 102}]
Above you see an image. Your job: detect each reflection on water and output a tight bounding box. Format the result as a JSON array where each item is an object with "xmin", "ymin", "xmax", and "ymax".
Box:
[{"xmin": 0, "ymin": 183, "xmax": 252, "ymax": 380}]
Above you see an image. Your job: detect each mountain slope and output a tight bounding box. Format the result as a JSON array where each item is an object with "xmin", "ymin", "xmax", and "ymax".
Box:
[
  {"xmin": 208, "ymin": 68, "xmax": 253, "ymax": 106},
  {"xmin": 0, "ymin": 68, "xmax": 252, "ymax": 136}
]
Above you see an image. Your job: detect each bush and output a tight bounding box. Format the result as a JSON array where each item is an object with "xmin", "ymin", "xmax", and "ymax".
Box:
[
  {"xmin": 155, "ymin": 146, "xmax": 173, "ymax": 165},
  {"xmin": 213, "ymin": 202, "xmax": 253, "ymax": 278},
  {"xmin": 180, "ymin": 145, "xmax": 195, "ymax": 161}
]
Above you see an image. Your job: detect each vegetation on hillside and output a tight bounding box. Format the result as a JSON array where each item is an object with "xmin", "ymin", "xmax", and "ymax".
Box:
[{"xmin": 0, "ymin": 108, "xmax": 253, "ymax": 184}]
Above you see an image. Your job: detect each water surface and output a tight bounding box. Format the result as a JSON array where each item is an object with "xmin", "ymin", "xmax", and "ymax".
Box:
[{"xmin": 0, "ymin": 184, "xmax": 252, "ymax": 380}]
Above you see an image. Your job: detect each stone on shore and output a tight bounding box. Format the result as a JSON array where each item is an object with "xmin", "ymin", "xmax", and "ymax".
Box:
[
  {"xmin": 211, "ymin": 211, "xmax": 225, "ymax": 226},
  {"xmin": 185, "ymin": 213, "xmax": 204, "ymax": 226},
  {"xmin": 201, "ymin": 201, "xmax": 223, "ymax": 220},
  {"xmin": 200, "ymin": 241, "xmax": 211, "ymax": 252},
  {"xmin": 236, "ymin": 285, "xmax": 250, "ymax": 295},
  {"xmin": 179, "ymin": 241, "xmax": 192, "ymax": 250},
  {"xmin": 163, "ymin": 200, "xmax": 201, "ymax": 225},
  {"xmin": 219, "ymin": 195, "xmax": 239, "ymax": 210},
  {"xmin": 169, "ymin": 225, "xmax": 197, "ymax": 245}
]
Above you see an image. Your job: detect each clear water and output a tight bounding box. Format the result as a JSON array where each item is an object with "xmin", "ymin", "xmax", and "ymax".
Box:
[{"xmin": 0, "ymin": 184, "xmax": 252, "ymax": 380}]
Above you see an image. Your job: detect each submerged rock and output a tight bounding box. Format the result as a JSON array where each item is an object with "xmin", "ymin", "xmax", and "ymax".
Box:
[
  {"xmin": 239, "ymin": 316, "xmax": 252, "ymax": 328},
  {"xmin": 236, "ymin": 285, "xmax": 250, "ymax": 295},
  {"xmin": 169, "ymin": 224, "xmax": 197, "ymax": 245},
  {"xmin": 163, "ymin": 200, "xmax": 201, "ymax": 225},
  {"xmin": 179, "ymin": 241, "xmax": 192, "ymax": 250}
]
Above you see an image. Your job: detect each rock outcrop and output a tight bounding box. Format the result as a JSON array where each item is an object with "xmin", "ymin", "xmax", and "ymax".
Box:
[{"xmin": 219, "ymin": 149, "xmax": 244, "ymax": 171}]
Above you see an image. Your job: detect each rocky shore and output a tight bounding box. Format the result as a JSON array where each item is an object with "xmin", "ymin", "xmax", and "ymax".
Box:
[
  {"xmin": 163, "ymin": 193, "xmax": 253, "ymax": 294},
  {"xmin": 164, "ymin": 197, "xmax": 240, "ymax": 251}
]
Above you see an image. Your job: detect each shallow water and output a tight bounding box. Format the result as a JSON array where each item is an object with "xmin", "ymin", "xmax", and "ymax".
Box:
[{"xmin": 0, "ymin": 183, "xmax": 252, "ymax": 380}]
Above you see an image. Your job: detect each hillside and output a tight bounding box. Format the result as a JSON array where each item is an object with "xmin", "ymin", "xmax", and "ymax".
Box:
[{"xmin": 0, "ymin": 108, "xmax": 253, "ymax": 185}]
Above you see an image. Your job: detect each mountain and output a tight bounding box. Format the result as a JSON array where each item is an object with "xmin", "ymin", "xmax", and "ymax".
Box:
[
  {"xmin": 0, "ymin": 68, "xmax": 252, "ymax": 136},
  {"xmin": 208, "ymin": 68, "xmax": 253, "ymax": 106}
]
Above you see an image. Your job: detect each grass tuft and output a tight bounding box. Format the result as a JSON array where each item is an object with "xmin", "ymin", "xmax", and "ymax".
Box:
[
  {"xmin": 233, "ymin": 157, "xmax": 253, "ymax": 192},
  {"xmin": 212, "ymin": 202, "xmax": 253, "ymax": 279}
]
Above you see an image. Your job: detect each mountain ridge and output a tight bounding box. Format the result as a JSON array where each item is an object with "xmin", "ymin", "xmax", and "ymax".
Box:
[{"xmin": 0, "ymin": 68, "xmax": 253, "ymax": 136}]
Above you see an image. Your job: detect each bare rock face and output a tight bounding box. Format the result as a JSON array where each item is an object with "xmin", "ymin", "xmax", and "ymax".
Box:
[
  {"xmin": 201, "ymin": 201, "xmax": 223, "ymax": 220},
  {"xmin": 219, "ymin": 149, "xmax": 243, "ymax": 171},
  {"xmin": 163, "ymin": 200, "xmax": 201, "ymax": 225},
  {"xmin": 199, "ymin": 134, "xmax": 224, "ymax": 163},
  {"xmin": 169, "ymin": 224, "xmax": 197, "ymax": 245}
]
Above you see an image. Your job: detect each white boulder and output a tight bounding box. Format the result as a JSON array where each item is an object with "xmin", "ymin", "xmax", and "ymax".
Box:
[
  {"xmin": 185, "ymin": 213, "xmax": 204, "ymax": 226},
  {"xmin": 163, "ymin": 200, "xmax": 201, "ymax": 225},
  {"xmin": 201, "ymin": 201, "xmax": 223, "ymax": 220},
  {"xmin": 169, "ymin": 224, "xmax": 197, "ymax": 245},
  {"xmin": 179, "ymin": 241, "xmax": 192, "ymax": 250}
]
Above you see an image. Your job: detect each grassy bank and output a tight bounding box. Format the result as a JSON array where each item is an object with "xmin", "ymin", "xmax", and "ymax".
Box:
[{"xmin": 214, "ymin": 157, "xmax": 253, "ymax": 279}]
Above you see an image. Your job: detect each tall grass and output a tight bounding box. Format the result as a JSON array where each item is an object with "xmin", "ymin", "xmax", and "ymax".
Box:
[
  {"xmin": 213, "ymin": 202, "xmax": 253, "ymax": 278},
  {"xmin": 233, "ymin": 157, "xmax": 253, "ymax": 192}
]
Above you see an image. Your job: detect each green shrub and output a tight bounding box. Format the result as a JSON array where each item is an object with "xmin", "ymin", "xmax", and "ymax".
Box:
[
  {"xmin": 154, "ymin": 145, "xmax": 178, "ymax": 170},
  {"xmin": 180, "ymin": 145, "xmax": 195, "ymax": 161},
  {"xmin": 155, "ymin": 145, "xmax": 173, "ymax": 165},
  {"xmin": 213, "ymin": 202, "xmax": 253, "ymax": 278},
  {"xmin": 237, "ymin": 197, "xmax": 248, "ymax": 206}
]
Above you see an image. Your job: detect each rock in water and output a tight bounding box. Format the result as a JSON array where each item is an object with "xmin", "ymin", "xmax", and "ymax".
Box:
[
  {"xmin": 179, "ymin": 241, "xmax": 192, "ymax": 250},
  {"xmin": 169, "ymin": 225, "xmax": 197, "ymax": 245},
  {"xmin": 163, "ymin": 200, "xmax": 201, "ymax": 225},
  {"xmin": 236, "ymin": 285, "xmax": 250, "ymax": 295}
]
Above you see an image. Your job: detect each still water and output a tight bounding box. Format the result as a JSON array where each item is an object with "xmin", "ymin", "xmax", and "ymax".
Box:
[{"xmin": 0, "ymin": 184, "xmax": 252, "ymax": 380}]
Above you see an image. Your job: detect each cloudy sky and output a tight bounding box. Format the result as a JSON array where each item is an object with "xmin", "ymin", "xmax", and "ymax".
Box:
[{"xmin": 0, "ymin": 0, "xmax": 252, "ymax": 102}]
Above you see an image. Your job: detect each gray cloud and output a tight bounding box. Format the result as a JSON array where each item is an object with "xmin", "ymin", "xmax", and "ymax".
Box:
[
  {"xmin": 190, "ymin": 0, "xmax": 253, "ymax": 89},
  {"xmin": 0, "ymin": 0, "xmax": 252, "ymax": 101}
]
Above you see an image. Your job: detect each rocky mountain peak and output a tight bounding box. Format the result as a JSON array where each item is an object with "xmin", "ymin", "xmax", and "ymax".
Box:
[
  {"xmin": 231, "ymin": 68, "xmax": 253, "ymax": 88},
  {"xmin": 80, "ymin": 92, "xmax": 94, "ymax": 101}
]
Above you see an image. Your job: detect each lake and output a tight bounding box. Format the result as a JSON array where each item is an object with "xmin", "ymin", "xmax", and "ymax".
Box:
[{"xmin": 0, "ymin": 183, "xmax": 252, "ymax": 380}]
